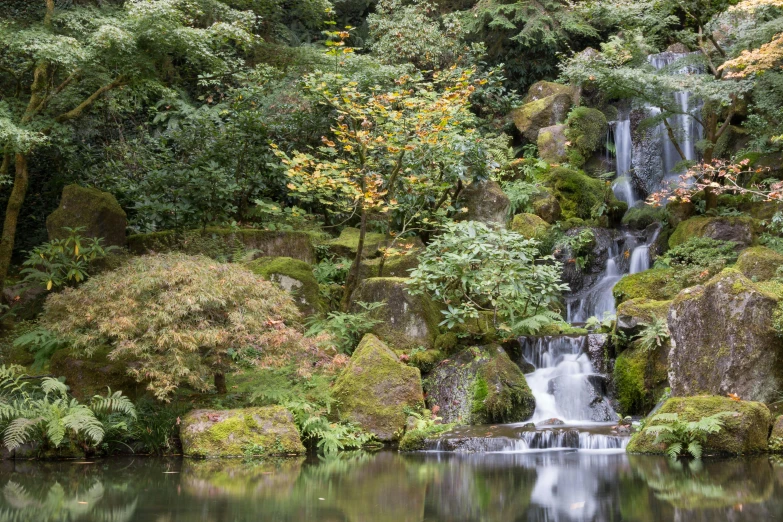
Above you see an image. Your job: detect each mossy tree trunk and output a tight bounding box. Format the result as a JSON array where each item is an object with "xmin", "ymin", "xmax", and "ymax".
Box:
[
  {"xmin": 340, "ymin": 202, "xmax": 367, "ymax": 312},
  {"xmin": 0, "ymin": 154, "xmax": 28, "ymax": 289}
]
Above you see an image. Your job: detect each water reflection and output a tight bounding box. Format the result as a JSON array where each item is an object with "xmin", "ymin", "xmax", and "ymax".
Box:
[{"xmin": 1, "ymin": 452, "xmax": 782, "ymax": 521}]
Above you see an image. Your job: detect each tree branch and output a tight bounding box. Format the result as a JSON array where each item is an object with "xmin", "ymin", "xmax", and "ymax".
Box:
[{"xmin": 55, "ymin": 76, "xmax": 127, "ymax": 123}]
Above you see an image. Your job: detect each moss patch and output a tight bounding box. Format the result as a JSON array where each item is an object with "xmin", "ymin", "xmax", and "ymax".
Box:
[
  {"xmin": 564, "ymin": 107, "xmax": 608, "ymax": 168},
  {"xmin": 627, "ymin": 396, "xmax": 772, "ymax": 455},
  {"xmin": 622, "ymin": 205, "xmax": 669, "ymax": 230},
  {"xmin": 668, "ymin": 216, "xmax": 757, "ymax": 248},
  {"xmin": 46, "ymin": 185, "xmax": 127, "ymax": 247},
  {"xmin": 332, "ymin": 334, "xmax": 424, "ymax": 441},
  {"xmin": 180, "ymin": 406, "xmax": 305, "ymax": 458},
  {"xmin": 613, "ymin": 341, "xmax": 668, "ymax": 416},
  {"xmin": 736, "ymin": 246, "xmax": 783, "ymax": 282},
  {"xmin": 541, "ymin": 167, "xmax": 621, "ymax": 221},
  {"xmin": 613, "ymin": 268, "xmax": 682, "ymax": 305},
  {"xmin": 246, "ymin": 256, "xmax": 322, "ymax": 316},
  {"xmin": 326, "ymin": 227, "xmax": 386, "ymax": 259},
  {"xmin": 510, "ymin": 213, "xmax": 550, "ymax": 239}
]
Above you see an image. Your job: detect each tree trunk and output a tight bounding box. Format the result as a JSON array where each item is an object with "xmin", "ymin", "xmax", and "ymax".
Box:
[
  {"xmin": 0, "ymin": 154, "xmax": 28, "ymax": 292},
  {"xmin": 214, "ymin": 372, "xmax": 227, "ymax": 394},
  {"xmin": 340, "ymin": 204, "xmax": 367, "ymax": 312}
]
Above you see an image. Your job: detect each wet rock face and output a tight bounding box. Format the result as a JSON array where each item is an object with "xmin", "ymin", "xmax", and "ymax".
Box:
[
  {"xmin": 555, "ymin": 226, "xmax": 618, "ymax": 294},
  {"xmin": 668, "ymin": 269, "xmax": 782, "ymax": 402},
  {"xmin": 630, "ymin": 108, "xmax": 664, "ymax": 198},
  {"xmin": 458, "ymin": 180, "xmax": 510, "ymax": 228},
  {"xmin": 332, "ymin": 334, "xmax": 424, "ymax": 442},
  {"xmin": 425, "ymin": 345, "xmax": 535, "ymax": 425},
  {"xmin": 586, "ymin": 333, "xmax": 609, "ymax": 374}
]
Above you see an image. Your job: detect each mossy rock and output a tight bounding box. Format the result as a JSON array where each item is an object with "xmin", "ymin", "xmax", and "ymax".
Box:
[
  {"xmin": 457, "ymin": 180, "xmax": 510, "ymax": 228},
  {"xmin": 408, "ymin": 349, "xmax": 445, "ymax": 373},
  {"xmin": 49, "ymin": 347, "xmax": 143, "ymax": 401},
  {"xmin": 542, "ymin": 167, "xmax": 622, "ymax": 221},
  {"xmin": 127, "ymin": 228, "xmax": 317, "ymax": 263},
  {"xmin": 451, "ymin": 310, "xmax": 500, "ymax": 344},
  {"xmin": 770, "ymin": 415, "xmax": 783, "ymax": 452},
  {"xmin": 180, "ymin": 406, "xmax": 305, "ymax": 458},
  {"xmin": 246, "ymin": 256, "xmax": 322, "ymax": 316},
  {"xmin": 434, "ymin": 332, "xmax": 459, "ymax": 353},
  {"xmin": 621, "ymin": 204, "xmax": 669, "ymax": 231},
  {"xmin": 615, "ymin": 298, "xmax": 672, "ymax": 336},
  {"xmin": 537, "ymin": 124, "xmax": 568, "ymax": 164},
  {"xmin": 350, "ymin": 277, "xmax": 440, "ymax": 351},
  {"xmin": 530, "ymin": 190, "xmax": 562, "ymax": 224},
  {"xmin": 46, "ymin": 185, "xmax": 127, "ymax": 247},
  {"xmin": 326, "ymin": 227, "xmax": 386, "ymax": 259},
  {"xmin": 425, "ymin": 345, "xmax": 535, "ymax": 425},
  {"xmin": 627, "ymin": 396, "xmax": 772, "ymax": 455},
  {"xmin": 358, "ymin": 241, "xmax": 423, "ymax": 279},
  {"xmin": 665, "ymin": 200, "xmax": 696, "ymax": 229},
  {"xmin": 668, "ymin": 216, "xmax": 757, "ymax": 249},
  {"xmin": 512, "ymin": 89, "xmax": 575, "ymax": 142},
  {"xmin": 612, "ymin": 268, "xmax": 682, "ymax": 305},
  {"xmin": 668, "ymin": 269, "xmax": 783, "ymax": 403},
  {"xmin": 613, "ymin": 340, "xmax": 669, "ymax": 416},
  {"xmin": 523, "ymin": 81, "xmax": 580, "ymax": 105},
  {"xmin": 510, "ymin": 213, "xmax": 550, "ymax": 239},
  {"xmin": 332, "ymin": 334, "xmax": 424, "ymax": 441},
  {"xmin": 564, "ymin": 107, "xmax": 608, "ymax": 168},
  {"xmin": 736, "ymin": 246, "xmax": 783, "ymax": 282}
]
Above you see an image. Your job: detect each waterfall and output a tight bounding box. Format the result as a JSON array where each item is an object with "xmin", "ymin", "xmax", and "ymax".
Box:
[
  {"xmin": 628, "ymin": 226, "xmax": 661, "ymax": 274},
  {"xmin": 520, "ymin": 336, "xmax": 615, "ymax": 423},
  {"xmin": 610, "ymin": 118, "xmax": 636, "ymax": 206}
]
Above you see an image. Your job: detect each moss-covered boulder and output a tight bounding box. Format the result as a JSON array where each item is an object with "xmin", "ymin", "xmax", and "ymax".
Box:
[
  {"xmin": 770, "ymin": 415, "xmax": 783, "ymax": 451},
  {"xmin": 627, "ymin": 396, "xmax": 772, "ymax": 455},
  {"xmin": 325, "ymin": 227, "xmax": 386, "ymax": 259},
  {"xmin": 537, "ymin": 124, "xmax": 568, "ymax": 164},
  {"xmin": 564, "ymin": 107, "xmax": 608, "ymax": 168},
  {"xmin": 613, "ymin": 268, "xmax": 682, "ymax": 305},
  {"xmin": 668, "ymin": 216, "xmax": 757, "ymax": 249},
  {"xmin": 358, "ymin": 238, "xmax": 423, "ymax": 279},
  {"xmin": 523, "ymin": 81, "xmax": 580, "ymax": 105},
  {"xmin": 613, "ymin": 341, "xmax": 669, "ymax": 416},
  {"xmin": 180, "ymin": 406, "xmax": 305, "ymax": 458},
  {"xmin": 49, "ymin": 347, "xmax": 143, "ymax": 401},
  {"xmin": 736, "ymin": 246, "xmax": 783, "ymax": 282},
  {"xmin": 127, "ymin": 228, "xmax": 317, "ymax": 263},
  {"xmin": 246, "ymin": 256, "xmax": 322, "ymax": 316},
  {"xmin": 615, "ymin": 298, "xmax": 672, "ymax": 336},
  {"xmin": 425, "ymin": 345, "xmax": 535, "ymax": 425},
  {"xmin": 457, "ymin": 180, "xmax": 510, "ymax": 228},
  {"xmin": 46, "ymin": 185, "xmax": 127, "ymax": 247},
  {"xmin": 541, "ymin": 167, "xmax": 622, "ymax": 221},
  {"xmin": 665, "ymin": 200, "xmax": 696, "ymax": 229},
  {"xmin": 530, "ymin": 190, "xmax": 562, "ymax": 224},
  {"xmin": 510, "ymin": 213, "xmax": 550, "ymax": 239},
  {"xmin": 350, "ymin": 277, "xmax": 440, "ymax": 351},
  {"xmin": 621, "ymin": 204, "xmax": 668, "ymax": 230},
  {"xmin": 332, "ymin": 334, "xmax": 424, "ymax": 441},
  {"xmin": 512, "ymin": 94, "xmax": 573, "ymax": 142},
  {"xmin": 668, "ymin": 269, "xmax": 783, "ymax": 402}
]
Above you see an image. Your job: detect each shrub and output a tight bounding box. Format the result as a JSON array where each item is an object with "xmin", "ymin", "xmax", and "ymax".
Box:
[
  {"xmin": 657, "ymin": 237, "xmax": 738, "ymax": 270},
  {"xmin": 41, "ymin": 253, "xmax": 308, "ymax": 401},
  {"xmin": 409, "ymin": 221, "xmax": 568, "ymax": 335},
  {"xmin": 637, "ymin": 317, "xmax": 670, "ymax": 352},
  {"xmin": 305, "ymin": 301, "xmax": 384, "ymax": 354}
]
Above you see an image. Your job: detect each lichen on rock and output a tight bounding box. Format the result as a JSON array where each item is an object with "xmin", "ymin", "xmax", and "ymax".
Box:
[
  {"xmin": 332, "ymin": 334, "xmax": 424, "ymax": 441},
  {"xmin": 457, "ymin": 180, "xmax": 510, "ymax": 228},
  {"xmin": 246, "ymin": 256, "xmax": 323, "ymax": 316},
  {"xmin": 510, "ymin": 213, "xmax": 550, "ymax": 239},
  {"xmin": 668, "ymin": 216, "xmax": 757, "ymax": 249},
  {"xmin": 180, "ymin": 406, "xmax": 305, "ymax": 458},
  {"xmin": 627, "ymin": 396, "xmax": 772, "ymax": 455},
  {"xmin": 736, "ymin": 246, "xmax": 783, "ymax": 282}
]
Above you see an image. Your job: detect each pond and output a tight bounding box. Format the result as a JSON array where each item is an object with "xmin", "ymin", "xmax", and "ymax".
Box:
[{"xmin": 1, "ymin": 451, "xmax": 782, "ymax": 521}]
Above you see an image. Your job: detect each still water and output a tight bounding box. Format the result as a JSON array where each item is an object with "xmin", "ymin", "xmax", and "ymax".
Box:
[{"xmin": 1, "ymin": 451, "xmax": 782, "ymax": 522}]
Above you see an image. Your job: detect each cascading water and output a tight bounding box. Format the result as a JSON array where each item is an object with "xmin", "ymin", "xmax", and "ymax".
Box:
[{"xmin": 610, "ymin": 115, "xmax": 636, "ymax": 206}]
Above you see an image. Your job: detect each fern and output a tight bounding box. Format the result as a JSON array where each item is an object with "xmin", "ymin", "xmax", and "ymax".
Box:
[
  {"xmin": 646, "ymin": 411, "xmax": 732, "ymax": 459},
  {"xmin": 510, "ymin": 310, "xmax": 564, "ymax": 335},
  {"xmin": 91, "ymin": 389, "xmax": 137, "ymax": 418}
]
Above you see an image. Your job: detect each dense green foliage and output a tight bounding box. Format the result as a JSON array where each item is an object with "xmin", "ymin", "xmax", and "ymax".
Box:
[{"xmin": 647, "ymin": 411, "xmax": 731, "ymax": 459}]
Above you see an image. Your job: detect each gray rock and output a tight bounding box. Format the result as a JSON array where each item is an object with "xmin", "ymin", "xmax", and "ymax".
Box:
[
  {"xmin": 668, "ymin": 269, "xmax": 782, "ymax": 402},
  {"xmin": 537, "ymin": 124, "xmax": 568, "ymax": 163},
  {"xmin": 630, "ymin": 108, "xmax": 664, "ymax": 198},
  {"xmin": 46, "ymin": 185, "xmax": 127, "ymax": 247},
  {"xmin": 458, "ymin": 180, "xmax": 510, "ymax": 228},
  {"xmin": 587, "ymin": 333, "xmax": 609, "ymax": 374},
  {"xmin": 547, "ymin": 374, "xmax": 615, "ymax": 422}
]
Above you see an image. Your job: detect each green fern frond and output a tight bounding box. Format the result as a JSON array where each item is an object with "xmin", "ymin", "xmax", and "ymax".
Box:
[
  {"xmin": 3, "ymin": 417, "xmax": 39, "ymax": 451},
  {"xmin": 40, "ymin": 377, "xmax": 68, "ymax": 398},
  {"xmin": 687, "ymin": 441, "xmax": 703, "ymax": 459},
  {"xmin": 91, "ymin": 389, "xmax": 137, "ymax": 419},
  {"xmin": 62, "ymin": 407, "xmax": 105, "ymax": 445},
  {"xmin": 665, "ymin": 442, "xmax": 682, "ymax": 459}
]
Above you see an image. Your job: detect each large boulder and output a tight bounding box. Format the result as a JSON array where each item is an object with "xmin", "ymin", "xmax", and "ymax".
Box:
[
  {"xmin": 358, "ymin": 237, "xmax": 424, "ymax": 279},
  {"xmin": 564, "ymin": 107, "xmax": 608, "ymax": 168},
  {"xmin": 615, "ymin": 298, "xmax": 672, "ymax": 336},
  {"xmin": 180, "ymin": 406, "xmax": 305, "ymax": 457},
  {"xmin": 127, "ymin": 228, "xmax": 318, "ymax": 263},
  {"xmin": 425, "ymin": 345, "xmax": 535, "ymax": 425},
  {"xmin": 530, "ymin": 190, "xmax": 562, "ymax": 224},
  {"xmin": 332, "ymin": 334, "xmax": 424, "ymax": 441},
  {"xmin": 668, "ymin": 269, "xmax": 782, "ymax": 402},
  {"xmin": 542, "ymin": 167, "xmax": 623, "ymax": 221},
  {"xmin": 350, "ymin": 277, "xmax": 440, "ymax": 351},
  {"xmin": 627, "ymin": 396, "xmax": 772, "ymax": 455},
  {"xmin": 613, "ymin": 341, "xmax": 669, "ymax": 416},
  {"xmin": 246, "ymin": 256, "xmax": 322, "ymax": 316},
  {"xmin": 668, "ymin": 216, "xmax": 757, "ymax": 249},
  {"xmin": 46, "ymin": 185, "xmax": 127, "ymax": 247},
  {"xmin": 512, "ymin": 81, "xmax": 579, "ymax": 142},
  {"xmin": 613, "ymin": 268, "xmax": 682, "ymax": 305},
  {"xmin": 736, "ymin": 246, "xmax": 783, "ymax": 281},
  {"xmin": 326, "ymin": 227, "xmax": 386, "ymax": 259},
  {"xmin": 458, "ymin": 180, "xmax": 510, "ymax": 228},
  {"xmin": 510, "ymin": 213, "xmax": 550, "ymax": 239},
  {"xmin": 537, "ymin": 124, "xmax": 568, "ymax": 164}
]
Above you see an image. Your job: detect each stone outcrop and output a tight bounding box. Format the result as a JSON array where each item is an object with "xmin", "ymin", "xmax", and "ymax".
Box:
[
  {"xmin": 458, "ymin": 180, "xmax": 510, "ymax": 228},
  {"xmin": 668, "ymin": 269, "xmax": 782, "ymax": 402},
  {"xmin": 425, "ymin": 345, "xmax": 535, "ymax": 425},
  {"xmin": 246, "ymin": 256, "xmax": 322, "ymax": 316},
  {"xmin": 537, "ymin": 124, "xmax": 568, "ymax": 164},
  {"xmin": 512, "ymin": 81, "xmax": 579, "ymax": 142},
  {"xmin": 615, "ymin": 298, "xmax": 672, "ymax": 336},
  {"xmin": 736, "ymin": 246, "xmax": 783, "ymax": 281},
  {"xmin": 46, "ymin": 185, "xmax": 127, "ymax": 247},
  {"xmin": 332, "ymin": 334, "xmax": 424, "ymax": 441},
  {"xmin": 510, "ymin": 213, "xmax": 550, "ymax": 239},
  {"xmin": 180, "ymin": 406, "xmax": 305, "ymax": 457},
  {"xmin": 627, "ymin": 396, "xmax": 772, "ymax": 455},
  {"xmin": 668, "ymin": 216, "xmax": 757, "ymax": 249}
]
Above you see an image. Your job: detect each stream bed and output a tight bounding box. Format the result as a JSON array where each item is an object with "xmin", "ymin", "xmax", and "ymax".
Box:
[{"xmin": 2, "ymin": 452, "xmax": 782, "ymax": 521}]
